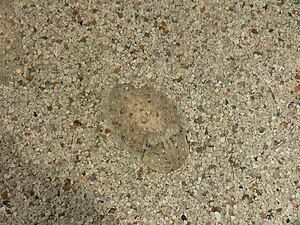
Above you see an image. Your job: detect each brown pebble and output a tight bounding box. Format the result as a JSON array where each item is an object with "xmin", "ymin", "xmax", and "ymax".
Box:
[
  {"xmin": 108, "ymin": 207, "xmax": 117, "ymax": 213},
  {"xmin": 280, "ymin": 121, "xmax": 288, "ymax": 128},
  {"xmin": 63, "ymin": 178, "xmax": 72, "ymax": 191},
  {"xmin": 72, "ymin": 9, "xmax": 79, "ymax": 16},
  {"xmin": 200, "ymin": 6, "xmax": 206, "ymax": 13},
  {"xmin": 221, "ymin": 26, "xmax": 228, "ymax": 32},
  {"xmin": 91, "ymin": 8, "xmax": 99, "ymax": 13},
  {"xmin": 242, "ymin": 193, "xmax": 250, "ymax": 200},
  {"xmin": 116, "ymin": 12, "xmax": 123, "ymax": 19},
  {"xmin": 253, "ymin": 51, "xmax": 262, "ymax": 56},
  {"xmin": 232, "ymin": 123, "xmax": 239, "ymax": 133},
  {"xmin": 1, "ymin": 191, "xmax": 8, "ymax": 200},
  {"xmin": 89, "ymin": 173, "xmax": 97, "ymax": 181},
  {"xmin": 251, "ymin": 28, "xmax": 259, "ymax": 34},
  {"xmin": 2, "ymin": 200, "xmax": 11, "ymax": 207},
  {"xmin": 295, "ymin": 71, "xmax": 300, "ymax": 80},
  {"xmin": 29, "ymin": 189, "xmax": 35, "ymax": 196},
  {"xmin": 276, "ymin": 0, "xmax": 285, "ymax": 6},
  {"xmin": 260, "ymin": 213, "xmax": 267, "ymax": 219},
  {"xmin": 276, "ymin": 208, "xmax": 283, "ymax": 212},
  {"xmin": 294, "ymin": 84, "xmax": 300, "ymax": 93},
  {"xmin": 195, "ymin": 145, "xmax": 205, "ymax": 154},
  {"xmin": 25, "ymin": 75, "xmax": 34, "ymax": 81},
  {"xmin": 211, "ymin": 206, "xmax": 221, "ymax": 212},
  {"xmin": 91, "ymin": 18, "xmax": 97, "ymax": 25},
  {"xmin": 63, "ymin": 43, "xmax": 69, "ymax": 49},
  {"xmin": 208, "ymin": 164, "xmax": 217, "ymax": 170},
  {"xmin": 176, "ymin": 53, "xmax": 183, "ymax": 59},
  {"xmin": 73, "ymin": 119, "xmax": 82, "ymax": 126},
  {"xmin": 112, "ymin": 67, "xmax": 121, "ymax": 74},
  {"xmin": 73, "ymin": 154, "xmax": 80, "ymax": 164},
  {"xmin": 144, "ymin": 32, "xmax": 150, "ymax": 37},
  {"xmin": 195, "ymin": 116, "xmax": 203, "ymax": 124}
]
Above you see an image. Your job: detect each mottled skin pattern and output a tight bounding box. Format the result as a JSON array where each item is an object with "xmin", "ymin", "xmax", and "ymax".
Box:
[
  {"xmin": 102, "ymin": 83, "xmax": 189, "ymax": 173},
  {"xmin": 142, "ymin": 124, "xmax": 189, "ymax": 173}
]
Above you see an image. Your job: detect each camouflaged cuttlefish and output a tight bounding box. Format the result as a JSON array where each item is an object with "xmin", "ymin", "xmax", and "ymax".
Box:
[{"xmin": 100, "ymin": 83, "xmax": 189, "ymax": 173}]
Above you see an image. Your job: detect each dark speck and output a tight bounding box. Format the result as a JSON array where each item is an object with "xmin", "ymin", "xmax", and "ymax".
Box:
[
  {"xmin": 73, "ymin": 119, "xmax": 82, "ymax": 126},
  {"xmin": 181, "ymin": 214, "xmax": 187, "ymax": 221},
  {"xmin": 108, "ymin": 207, "xmax": 117, "ymax": 214},
  {"xmin": 204, "ymin": 127, "xmax": 209, "ymax": 135},
  {"xmin": 251, "ymin": 28, "xmax": 259, "ymax": 34},
  {"xmin": 266, "ymin": 211, "xmax": 274, "ymax": 220}
]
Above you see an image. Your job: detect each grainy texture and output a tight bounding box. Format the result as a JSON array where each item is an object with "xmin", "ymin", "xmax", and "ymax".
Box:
[
  {"xmin": 0, "ymin": 0, "xmax": 299, "ymax": 224},
  {"xmin": 0, "ymin": 1, "xmax": 14, "ymax": 56},
  {"xmin": 0, "ymin": 1, "xmax": 23, "ymax": 85},
  {"xmin": 0, "ymin": 1, "xmax": 14, "ymax": 85}
]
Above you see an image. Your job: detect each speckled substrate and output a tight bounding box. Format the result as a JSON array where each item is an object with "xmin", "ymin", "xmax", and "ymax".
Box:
[
  {"xmin": 0, "ymin": 0, "xmax": 22, "ymax": 85},
  {"xmin": 0, "ymin": 1, "xmax": 299, "ymax": 224}
]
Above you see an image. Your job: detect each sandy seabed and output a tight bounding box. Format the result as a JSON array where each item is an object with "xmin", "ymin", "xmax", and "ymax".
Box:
[{"xmin": 0, "ymin": 1, "xmax": 299, "ymax": 224}]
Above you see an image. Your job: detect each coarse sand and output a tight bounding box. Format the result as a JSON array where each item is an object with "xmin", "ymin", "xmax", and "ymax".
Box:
[{"xmin": 0, "ymin": 1, "xmax": 299, "ymax": 224}]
